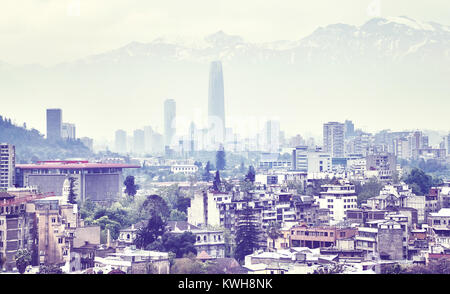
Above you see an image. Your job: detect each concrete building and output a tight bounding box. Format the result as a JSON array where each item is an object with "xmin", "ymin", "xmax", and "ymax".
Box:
[
  {"xmin": 365, "ymin": 153, "xmax": 397, "ymax": 181},
  {"xmin": 0, "ymin": 192, "xmax": 35, "ymax": 271},
  {"xmin": 259, "ymin": 153, "xmax": 291, "ymax": 171},
  {"xmin": 170, "ymin": 164, "xmax": 199, "ymax": 175},
  {"xmin": 345, "ymin": 120, "xmax": 355, "ymax": 138},
  {"xmin": 94, "ymin": 247, "xmax": 170, "ymax": 274},
  {"xmin": 61, "ymin": 123, "xmax": 76, "ymax": 140},
  {"xmin": 167, "ymin": 221, "xmax": 225, "ymax": 259},
  {"xmin": 0, "ymin": 143, "xmax": 15, "ymax": 189},
  {"xmin": 323, "ymin": 122, "xmax": 345, "ymax": 158},
  {"xmin": 114, "ymin": 129, "xmax": 127, "ymax": 154},
  {"xmin": 289, "ymin": 224, "xmax": 357, "ymax": 249},
  {"xmin": 291, "ymin": 146, "xmax": 332, "ymax": 173},
  {"xmin": 315, "ymin": 182, "xmax": 358, "ymax": 224},
  {"xmin": 428, "ymin": 208, "xmax": 450, "ymax": 230},
  {"xmin": 355, "ymin": 220, "xmax": 405, "ymax": 260},
  {"xmin": 15, "ymin": 161, "xmax": 140, "ymax": 204},
  {"xmin": 164, "ymin": 99, "xmax": 176, "ymax": 147},
  {"xmin": 46, "ymin": 108, "xmax": 62, "ymax": 141},
  {"xmin": 264, "ymin": 120, "xmax": 280, "ymax": 153},
  {"xmin": 133, "ymin": 129, "xmax": 145, "ymax": 155}
]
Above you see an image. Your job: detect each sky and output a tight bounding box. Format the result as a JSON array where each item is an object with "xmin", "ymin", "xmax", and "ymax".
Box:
[
  {"xmin": 1, "ymin": 0, "xmax": 449, "ymax": 65},
  {"xmin": 1, "ymin": 1, "xmax": 449, "ymax": 144}
]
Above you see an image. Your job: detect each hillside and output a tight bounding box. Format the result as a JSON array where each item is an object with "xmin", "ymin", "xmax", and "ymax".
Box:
[{"xmin": 0, "ymin": 115, "xmax": 92, "ymax": 163}]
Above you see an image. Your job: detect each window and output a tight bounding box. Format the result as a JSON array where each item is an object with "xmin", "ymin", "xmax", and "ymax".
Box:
[
  {"xmin": 52, "ymin": 218, "xmax": 56, "ymax": 223},
  {"xmin": 58, "ymin": 238, "xmax": 63, "ymax": 244}
]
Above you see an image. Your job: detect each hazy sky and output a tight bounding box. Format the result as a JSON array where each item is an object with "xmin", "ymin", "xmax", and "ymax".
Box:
[
  {"xmin": 1, "ymin": 0, "xmax": 450, "ymax": 65},
  {"xmin": 1, "ymin": 1, "xmax": 449, "ymax": 145}
]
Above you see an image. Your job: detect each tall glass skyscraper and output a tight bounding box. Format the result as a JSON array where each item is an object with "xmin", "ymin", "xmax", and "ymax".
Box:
[
  {"xmin": 208, "ymin": 61, "xmax": 225, "ymax": 144},
  {"xmin": 46, "ymin": 108, "xmax": 62, "ymax": 141},
  {"xmin": 164, "ymin": 99, "xmax": 176, "ymax": 147}
]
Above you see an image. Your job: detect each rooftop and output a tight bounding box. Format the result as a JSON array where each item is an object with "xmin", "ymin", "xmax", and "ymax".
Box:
[
  {"xmin": 430, "ymin": 208, "xmax": 450, "ymax": 217},
  {"xmin": 16, "ymin": 160, "xmax": 140, "ymax": 170}
]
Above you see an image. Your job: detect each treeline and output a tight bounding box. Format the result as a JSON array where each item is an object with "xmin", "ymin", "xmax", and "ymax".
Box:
[{"xmin": 0, "ymin": 115, "xmax": 92, "ymax": 162}]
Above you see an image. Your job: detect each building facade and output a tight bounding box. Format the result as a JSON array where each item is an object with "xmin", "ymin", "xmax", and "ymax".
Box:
[
  {"xmin": 0, "ymin": 143, "xmax": 15, "ymax": 189},
  {"xmin": 46, "ymin": 108, "xmax": 62, "ymax": 141}
]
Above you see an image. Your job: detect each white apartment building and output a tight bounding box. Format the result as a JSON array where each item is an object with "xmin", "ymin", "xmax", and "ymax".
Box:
[
  {"xmin": 61, "ymin": 123, "xmax": 76, "ymax": 140},
  {"xmin": 315, "ymin": 182, "xmax": 358, "ymax": 225},
  {"xmin": 292, "ymin": 146, "xmax": 332, "ymax": 173},
  {"xmin": 188, "ymin": 190, "xmax": 233, "ymax": 227},
  {"xmin": 170, "ymin": 164, "xmax": 198, "ymax": 174},
  {"xmin": 323, "ymin": 122, "xmax": 345, "ymax": 158},
  {"xmin": 0, "ymin": 144, "xmax": 15, "ymax": 189}
]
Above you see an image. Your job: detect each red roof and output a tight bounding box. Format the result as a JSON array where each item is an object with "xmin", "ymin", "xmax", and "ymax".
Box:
[
  {"xmin": 16, "ymin": 162, "xmax": 140, "ymax": 170},
  {"xmin": 428, "ymin": 253, "xmax": 450, "ymax": 260}
]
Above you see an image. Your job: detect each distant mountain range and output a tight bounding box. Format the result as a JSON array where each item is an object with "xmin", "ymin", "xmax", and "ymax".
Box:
[{"xmin": 55, "ymin": 16, "xmax": 450, "ymax": 67}]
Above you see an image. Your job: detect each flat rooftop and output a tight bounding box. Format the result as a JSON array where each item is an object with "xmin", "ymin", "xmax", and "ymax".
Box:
[{"xmin": 16, "ymin": 160, "xmax": 140, "ymax": 170}]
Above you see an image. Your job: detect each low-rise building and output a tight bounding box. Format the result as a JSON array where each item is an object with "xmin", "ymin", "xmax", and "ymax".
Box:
[
  {"xmin": 288, "ymin": 224, "xmax": 357, "ymax": 249},
  {"xmin": 94, "ymin": 247, "xmax": 170, "ymax": 274}
]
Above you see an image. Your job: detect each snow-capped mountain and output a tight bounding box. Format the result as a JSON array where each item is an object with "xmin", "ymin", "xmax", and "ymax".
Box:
[{"xmin": 63, "ymin": 16, "xmax": 449, "ymax": 68}]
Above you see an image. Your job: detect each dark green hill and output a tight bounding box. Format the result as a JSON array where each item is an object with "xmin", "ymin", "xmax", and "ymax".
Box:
[{"xmin": 0, "ymin": 115, "xmax": 92, "ymax": 163}]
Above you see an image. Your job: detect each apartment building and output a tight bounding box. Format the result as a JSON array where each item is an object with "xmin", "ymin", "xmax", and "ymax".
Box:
[
  {"xmin": 0, "ymin": 143, "xmax": 15, "ymax": 190},
  {"xmin": 315, "ymin": 182, "xmax": 358, "ymax": 225}
]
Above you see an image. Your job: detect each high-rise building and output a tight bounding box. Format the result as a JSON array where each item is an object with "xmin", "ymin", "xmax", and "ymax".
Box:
[
  {"xmin": 151, "ymin": 131, "xmax": 165, "ymax": 155},
  {"xmin": 0, "ymin": 143, "xmax": 15, "ymax": 189},
  {"xmin": 144, "ymin": 126, "xmax": 154, "ymax": 154},
  {"xmin": 323, "ymin": 122, "xmax": 345, "ymax": 158},
  {"xmin": 62, "ymin": 123, "xmax": 76, "ymax": 140},
  {"xmin": 208, "ymin": 61, "xmax": 226, "ymax": 144},
  {"xmin": 442, "ymin": 133, "xmax": 450, "ymax": 156},
  {"xmin": 115, "ymin": 130, "xmax": 127, "ymax": 154},
  {"xmin": 164, "ymin": 99, "xmax": 176, "ymax": 147},
  {"xmin": 265, "ymin": 120, "xmax": 280, "ymax": 153},
  {"xmin": 344, "ymin": 120, "xmax": 355, "ymax": 138},
  {"xmin": 133, "ymin": 129, "xmax": 145, "ymax": 155},
  {"xmin": 46, "ymin": 108, "xmax": 62, "ymax": 141}
]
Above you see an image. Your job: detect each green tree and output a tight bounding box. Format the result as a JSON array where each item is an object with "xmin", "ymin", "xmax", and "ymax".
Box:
[
  {"xmin": 403, "ymin": 168, "xmax": 435, "ymax": 195},
  {"xmin": 266, "ymin": 222, "xmax": 282, "ymax": 251},
  {"xmin": 124, "ymin": 175, "xmax": 139, "ymax": 197},
  {"xmin": 170, "ymin": 253, "xmax": 206, "ymax": 274},
  {"xmin": 169, "ymin": 210, "xmax": 187, "ymax": 221},
  {"xmin": 134, "ymin": 215, "xmax": 166, "ymax": 249},
  {"xmin": 161, "ymin": 232, "xmax": 197, "ymax": 258},
  {"xmin": 245, "ymin": 166, "xmax": 256, "ymax": 183},
  {"xmin": 213, "ymin": 170, "xmax": 221, "ymax": 192},
  {"xmin": 68, "ymin": 177, "xmax": 77, "ymax": 204},
  {"xmin": 234, "ymin": 204, "xmax": 262, "ymax": 263},
  {"xmin": 14, "ymin": 248, "xmax": 31, "ymax": 274},
  {"xmin": 354, "ymin": 177, "xmax": 384, "ymax": 205},
  {"xmin": 216, "ymin": 146, "xmax": 226, "ymax": 170},
  {"xmin": 141, "ymin": 194, "xmax": 170, "ymax": 220},
  {"xmin": 175, "ymin": 197, "xmax": 191, "ymax": 214},
  {"xmin": 203, "ymin": 161, "xmax": 212, "ymax": 181}
]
